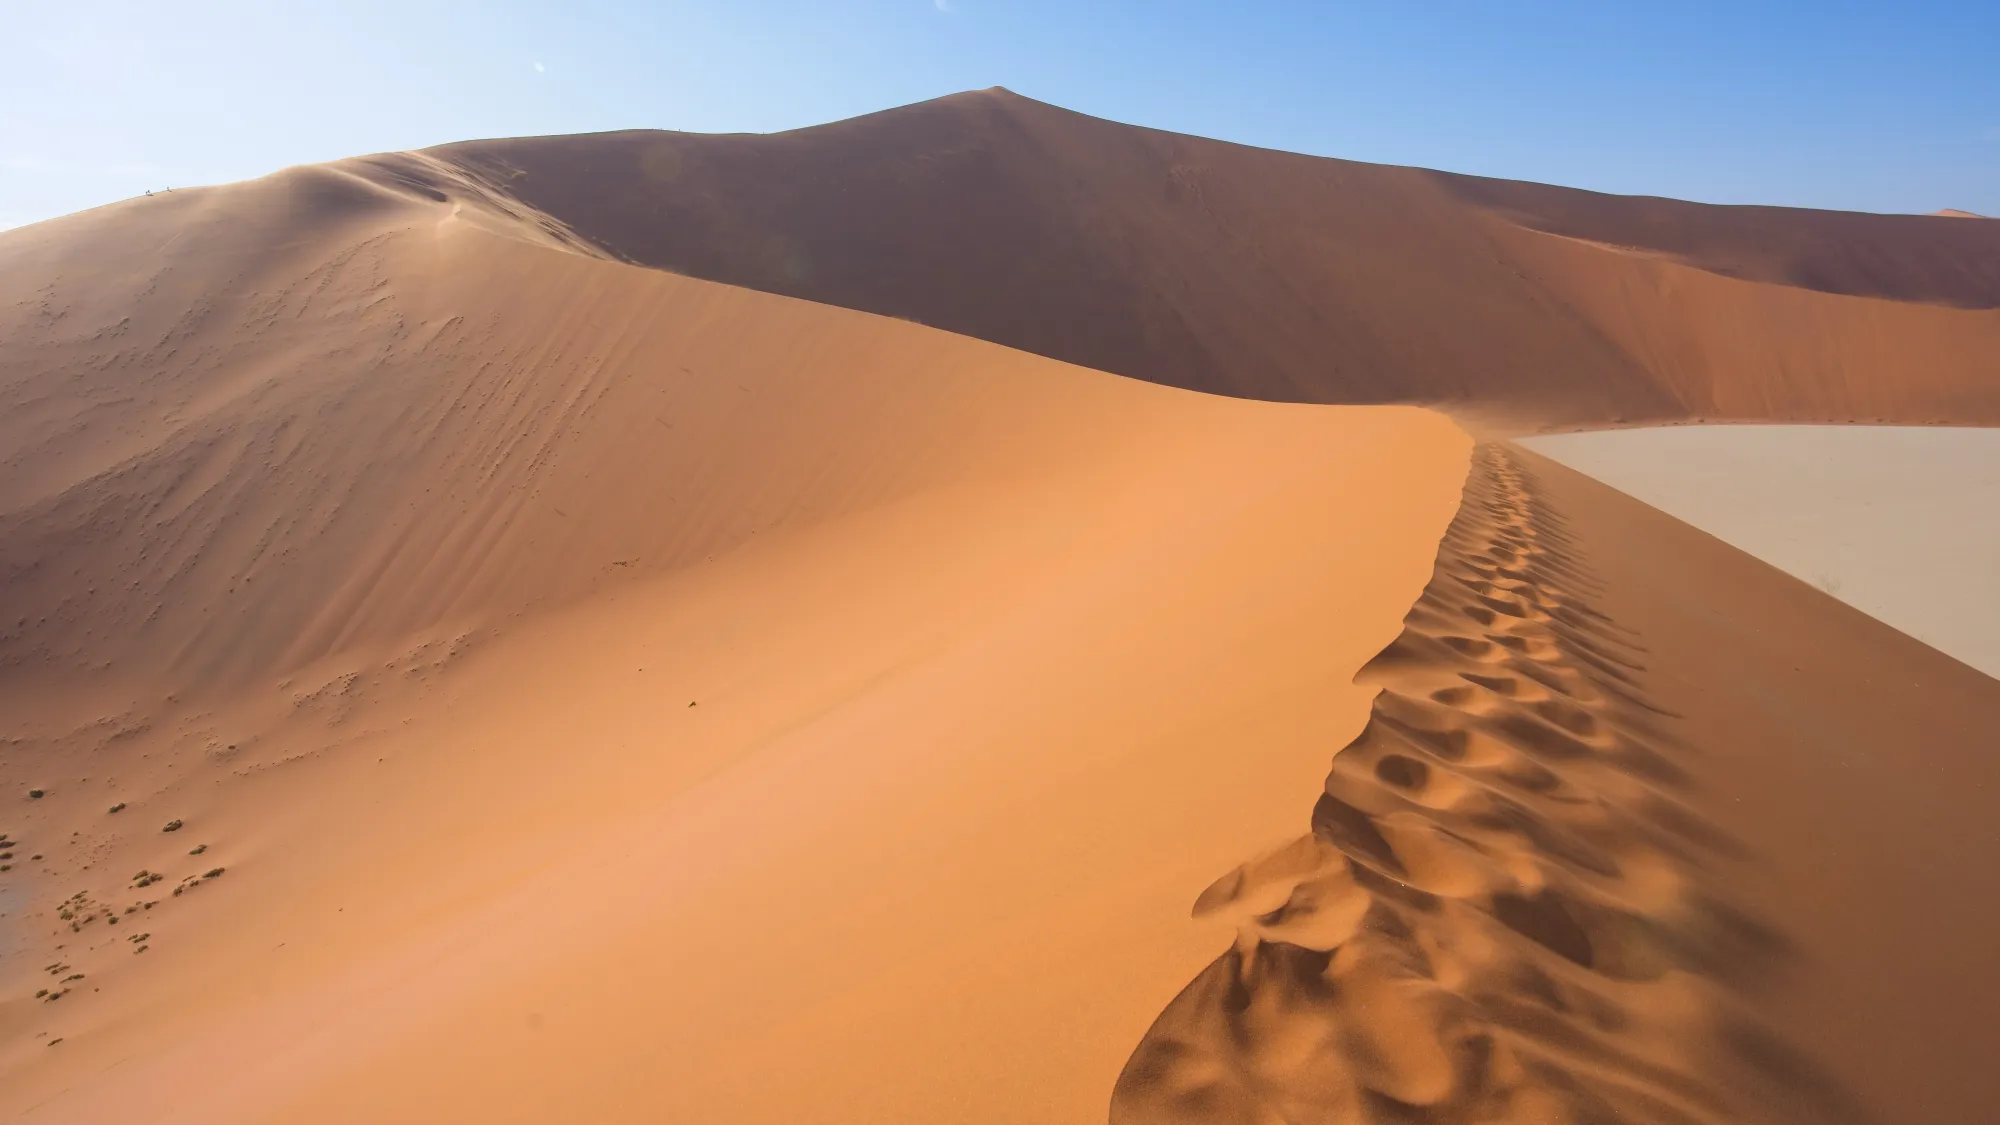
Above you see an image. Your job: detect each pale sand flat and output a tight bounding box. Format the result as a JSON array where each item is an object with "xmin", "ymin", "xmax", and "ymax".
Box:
[{"xmin": 1522, "ymin": 425, "xmax": 2000, "ymax": 677}]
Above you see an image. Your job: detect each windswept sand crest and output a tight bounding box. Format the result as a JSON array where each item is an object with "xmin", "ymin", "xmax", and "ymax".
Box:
[
  {"xmin": 1115, "ymin": 445, "xmax": 2000, "ymax": 1123},
  {"xmin": 429, "ymin": 89, "xmax": 2000, "ymax": 428}
]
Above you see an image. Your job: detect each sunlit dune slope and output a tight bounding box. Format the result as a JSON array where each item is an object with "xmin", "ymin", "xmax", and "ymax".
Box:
[
  {"xmin": 0, "ymin": 152, "xmax": 1451, "ymax": 694},
  {"xmin": 0, "ymin": 161, "xmax": 1472, "ymax": 1122},
  {"xmin": 429, "ymin": 88, "xmax": 2000, "ymax": 429}
]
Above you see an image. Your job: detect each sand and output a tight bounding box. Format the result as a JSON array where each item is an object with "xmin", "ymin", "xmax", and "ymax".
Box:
[
  {"xmin": 430, "ymin": 88, "xmax": 2000, "ymax": 429},
  {"xmin": 1117, "ymin": 446, "xmax": 2000, "ymax": 1123},
  {"xmin": 1523, "ymin": 425, "xmax": 2000, "ymax": 677},
  {"xmin": 6, "ymin": 91, "xmax": 1999, "ymax": 1125},
  {"xmin": 0, "ymin": 154, "xmax": 1470, "ymax": 1120}
]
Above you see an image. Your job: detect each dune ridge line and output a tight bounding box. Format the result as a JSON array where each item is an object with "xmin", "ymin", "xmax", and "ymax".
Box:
[{"xmin": 1113, "ymin": 445, "xmax": 1865, "ymax": 1125}]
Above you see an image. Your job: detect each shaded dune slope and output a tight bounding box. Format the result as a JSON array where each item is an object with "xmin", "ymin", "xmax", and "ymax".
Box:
[
  {"xmin": 429, "ymin": 89, "xmax": 2000, "ymax": 428},
  {"xmin": 1115, "ymin": 446, "xmax": 2000, "ymax": 1124}
]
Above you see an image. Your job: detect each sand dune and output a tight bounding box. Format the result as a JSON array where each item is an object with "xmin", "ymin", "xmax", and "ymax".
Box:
[
  {"xmin": 0, "ymin": 158, "xmax": 1471, "ymax": 1120},
  {"xmin": 428, "ymin": 89, "xmax": 2000, "ymax": 429},
  {"xmin": 5, "ymin": 93, "xmax": 1999, "ymax": 1125},
  {"xmin": 1117, "ymin": 445, "xmax": 2000, "ymax": 1124}
]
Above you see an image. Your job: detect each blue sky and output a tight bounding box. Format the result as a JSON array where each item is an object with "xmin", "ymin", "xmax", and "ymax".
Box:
[{"xmin": 3, "ymin": 1, "xmax": 1996, "ymax": 230}]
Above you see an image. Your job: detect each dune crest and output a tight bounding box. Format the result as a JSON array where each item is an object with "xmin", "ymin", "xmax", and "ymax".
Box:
[
  {"xmin": 0, "ymin": 152, "xmax": 1476, "ymax": 1122},
  {"xmin": 6, "ymin": 92, "xmax": 2000, "ymax": 1125},
  {"xmin": 1113, "ymin": 447, "xmax": 1854, "ymax": 1124},
  {"xmin": 428, "ymin": 89, "xmax": 2000, "ymax": 428},
  {"xmin": 1114, "ymin": 443, "xmax": 2000, "ymax": 1124}
]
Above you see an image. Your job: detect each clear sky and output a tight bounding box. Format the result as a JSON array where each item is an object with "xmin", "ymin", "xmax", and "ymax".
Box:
[{"xmin": 3, "ymin": 1, "xmax": 1996, "ymax": 230}]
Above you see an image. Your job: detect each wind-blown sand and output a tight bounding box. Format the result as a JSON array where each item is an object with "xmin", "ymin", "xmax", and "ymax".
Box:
[
  {"xmin": 1523, "ymin": 425, "xmax": 2000, "ymax": 677},
  {"xmin": 5, "ymin": 94, "xmax": 1999, "ymax": 1124}
]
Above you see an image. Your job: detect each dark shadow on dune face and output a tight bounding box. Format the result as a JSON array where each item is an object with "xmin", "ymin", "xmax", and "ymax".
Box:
[
  {"xmin": 1110, "ymin": 446, "xmax": 1869, "ymax": 1125},
  {"xmin": 1427, "ymin": 171, "xmax": 2000, "ymax": 310},
  {"xmin": 422, "ymin": 91, "xmax": 2000, "ymax": 430}
]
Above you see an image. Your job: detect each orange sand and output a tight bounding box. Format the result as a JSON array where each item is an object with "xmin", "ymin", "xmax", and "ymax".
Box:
[
  {"xmin": 0, "ymin": 156, "xmax": 1467, "ymax": 1121},
  {"xmin": 6, "ymin": 92, "xmax": 1999, "ymax": 1125},
  {"xmin": 432, "ymin": 89, "xmax": 2000, "ymax": 430}
]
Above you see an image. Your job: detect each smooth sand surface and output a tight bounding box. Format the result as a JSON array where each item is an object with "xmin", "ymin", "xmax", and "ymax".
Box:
[
  {"xmin": 0, "ymin": 156, "xmax": 1470, "ymax": 1121},
  {"xmin": 1522, "ymin": 426, "xmax": 2000, "ymax": 677},
  {"xmin": 7, "ymin": 93, "xmax": 2000, "ymax": 1125},
  {"xmin": 432, "ymin": 88, "xmax": 2000, "ymax": 429}
]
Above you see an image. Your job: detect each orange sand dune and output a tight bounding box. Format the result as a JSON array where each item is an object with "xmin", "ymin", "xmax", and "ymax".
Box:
[
  {"xmin": 0, "ymin": 158, "xmax": 1470, "ymax": 1120},
  {"xmin": 1116, "ymin": 446, "xmax": 2000, "ymax": 1123},
  {"xmin": 5, "ymin": 99, "xmax": 2000, "ymax": 1125},
  {"xmin": 427, "ymin": 89, "xmax": 2000, "ymax": 429}
]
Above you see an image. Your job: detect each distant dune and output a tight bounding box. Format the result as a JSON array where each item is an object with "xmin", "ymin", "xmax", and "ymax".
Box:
[
  {"xmin": 429, "ymin": 89, "xmax": 2000, "ymax": 430},
  {"xmin": 3, "ymin": 92, "xmax": 1998, "ymax": 1124}
]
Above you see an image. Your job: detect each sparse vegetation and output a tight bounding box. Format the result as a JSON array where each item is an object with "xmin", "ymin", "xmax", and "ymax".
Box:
[
  {"xmin": 109, "ymin": 802, "xmax": 126, "ymax": 813},
  {"xmin": 189, "ymin": 843, "xmax": 208, "ymax": 855},
  {"xmin": 28, "ymin": 789, "xmax": 44, "ymax": 799},
  {"xmin": 204, "ymin": 867, "xmax": 226, "ymax": 879},
  {"xmin": 161, "ymin": 819, "xmax": 183, "ymax": 832}
]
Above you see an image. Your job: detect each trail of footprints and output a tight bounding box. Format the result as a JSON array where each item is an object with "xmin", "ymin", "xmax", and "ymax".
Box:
[{"xmin": 1113, "ymin": 447, "xmax": 1859, "ymax": 1125}]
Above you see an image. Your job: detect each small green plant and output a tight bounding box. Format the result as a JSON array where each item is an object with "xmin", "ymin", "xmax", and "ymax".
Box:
[
  {"xmin": 188, "ymin": 844, "xmax": 208, "ymax": 856},
  {"xmin": 28, "ymin": 789, "xmax": 44, "ymax": 799},
  {"xmin": 108, "ymin": 802, "xmax": 126, "ymax": 813},
  {"xmin": 161, "ymin": 819, "xmax": 183, "ymax": 832},
  {"xmin": 204, "ymin": 867, "xmax": 226, "ymax": 879}
]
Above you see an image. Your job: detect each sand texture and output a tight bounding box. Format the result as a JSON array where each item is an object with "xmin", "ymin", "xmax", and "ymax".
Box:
[
  {"xmin": 431, "ymin": 89, "xmax": 2000, "ymax": 429},
  {"xmin": 0, "ymin": 152, "xmax": 1471, "ymax": 1120},
  {"xmin": 1115, "ymin": 445, "xmax": 2000, "ymax": 1124},
  {"xmin": 5, "ymin": 92, "xmax": 1999, "ymax": 1125}
]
